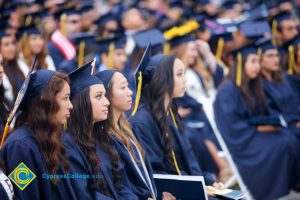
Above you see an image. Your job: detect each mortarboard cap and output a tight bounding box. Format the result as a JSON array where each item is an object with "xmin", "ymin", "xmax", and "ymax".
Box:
[
  {"xmin": 239, "ymin": 20, "xmax": 271, "ymax": 39},
  {"xmin": 169, "ymin": 35, "xmax": 195, "ymax": 48},
  {"xmin": 96, "ymin": 34, "xmax": 126, "ymax": 54},
  {"xmin": 95, "ymin": 70, "xmax": 116, "ymax": 90},
  {"xmin": 256, "ymin": 37, "xmax": 277, "ymax": 54},
  {"xmin": 272, "ymin": 11, "xmax": 293, "ymax": 25},
  {"xmin": 133, "ymin": 29, "xmax": 166, "ymax": 49},
  {"xmin": 68, "ymin": 59, "xmax": 102, "ymax": 99},
  {"xmin": 96, "ymin": 12, "xmax": 118, "ymax": 26}
]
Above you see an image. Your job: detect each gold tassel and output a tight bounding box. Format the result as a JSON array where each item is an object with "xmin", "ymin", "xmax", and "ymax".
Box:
[
  {"xmin": 169, "ymin": 109, "xmax": 181, "ymax": 176},
  {"xmin": 60, "ymin": 13, "xmax": 67, "ymax": 36},
  {"xmin": 236, "ymin": 52, "xmax": 242, "ymax": 87},
  {"xmin": 288, "ymin": 45, "xmax": 295, "ymax": 75},
  {"xmin": 216, "ymin": 37, "xmax": 224, "ymax": 61},
  {"xmin": 107, "ymin": 43, "xmax": 115, "ymax": 69},
  {"xmin": 0, "ymin": 117, "xmax": 12, "ymax": 149},
  {"xmin": 272, "ymin": 20, "xmax": 277, "ymax": 46},
  {"xmin": 163, "ymin": 42, "xmax": 170, "ymax": 54},
  {"xmin": 64, "ymin": 122, "xmax": 67, "ymax": 130},
  {"xmin": 25, "ymin": 15, "xmax": 32, "ymax": 26},
  {"xmin": 131, "ymin": 72, "xmax": 142, "ymax": 116},
  {"xmin": 257, "ymin": 47, "xmax": 262, "ymax": 58},
  {"xmin": 78, "ymin": 41, "xmax": 85, "ymax": 68}
]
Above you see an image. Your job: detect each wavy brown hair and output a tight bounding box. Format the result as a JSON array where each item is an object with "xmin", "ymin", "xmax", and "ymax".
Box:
[
  {"xmin": 141, "ymin": 54, "xmax": 183, "ymax": 174},
  {"xmin": 19, "ymin": 34, "xmax": 48, "ymax": 70},
  {"xmin": 103, "ymin": 74, "xmax": 145, "ymax": 163},
  {"xmin": 69, "ymin": 87, "xmax": 121, "ymax": 196},
  {"xmin": 15, "ymin": 72, "xmax": 70, "ymax": 184}
]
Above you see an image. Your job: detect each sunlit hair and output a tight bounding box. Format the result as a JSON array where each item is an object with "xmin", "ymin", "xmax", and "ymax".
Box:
[
  {"xmin": 15, "ymin": 72, "xmax": 70, "ymax": 184},
  {"xmin": 104, "ymin": 74, "xmax": 145, "ymax": 162}
]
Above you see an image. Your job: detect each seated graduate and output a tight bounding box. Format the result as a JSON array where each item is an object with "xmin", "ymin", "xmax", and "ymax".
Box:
[
  {"xmin": 213, "ymin": 43, "xmax": 299, "ymax": 200},
  {"xmin": 96, "ymin": 69, "xmax": 176, "ymax": 200},
  {"xmin": 129, "ymin": 45, "xmax": 224, "ymax": 196},
  {"xmin": 0, "ymin": 66, "xmax": 76, "ymax": 199},
  {"xmin": 63, "ymin": 60, "xmax": 139, "ymax": 200}
]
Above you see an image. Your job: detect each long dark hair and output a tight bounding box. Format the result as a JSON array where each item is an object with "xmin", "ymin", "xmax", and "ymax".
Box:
[
  {"xmin": 15, "ymin": 72, "xmax": 70, "ymax": 184},
  {"xmin": 1, "ymin": 36, "xmax": 25, "ymax": 99},
  {"xmin": 69, "ymin": 87, "xmax": 121, "ymax": 196},
  {"xmin": 229, "ymin": 55, "xmax": 266, "ymax": 114},
  {"xmin": 0, "ymin": 85, "xmax": 11, "ymax": 135},
  {"xmin": 141, "ymin": 54, "xmax": 182, "ymax": 172}
]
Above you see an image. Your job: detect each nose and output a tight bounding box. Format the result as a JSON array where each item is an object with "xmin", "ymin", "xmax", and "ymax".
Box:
[
  {"xmin": 68, "ymin": 100, "xmax": 73, "ymax": 110},
  {"xmin": 127, "ymin": 87, "xmax": 133, "ymax": 97},
  {"xmin": 103, "ymin": 96, "xmax": 110, "ymax": 107}
]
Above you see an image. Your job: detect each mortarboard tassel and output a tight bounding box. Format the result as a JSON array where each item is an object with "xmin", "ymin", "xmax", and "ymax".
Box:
[
  {"xmin": 272, "ymin": 20, "xmax": 277, "ymax": 46},
  {"xmin": 60, "ymin": 13, "xmax": 67, "ymax": 36},
  {"xmin": 257, "ymin": 47, "xmax": 262, "ymax": 58},
  {"xmin": 288, "ymin": 45, "xmax": 295, "ymax": 75},
  {"xmin": 169, "ymin": 109, "xmax": 182, "ymax": 176},
  {"xmin": 236, "ymin": 52, "xmax": 242, "ymax": 87},
  {"xmin": 78, "ymin": 41, "xmax": 86, "ymax": 68},
  {"xmin": 163, "ymin": 42, "xmax": 170, "ymax": 55},
  {"xmin": 25, "ymin": 15, "xmax": 32, "ymax": 26},
  {"xmin": 107, "ymin": 43, "xmax": 115, "ymax": 69},
  {"xmin": 0, "ymin": 117, "xmax": 12, "ymax": 149},
  {"xmin": 216, "ymin": 37, "xmax": 224, "ymax": 61},
  {"xmin": 131, "ymin": 72, "xmax": 142, "ymax": 116}
]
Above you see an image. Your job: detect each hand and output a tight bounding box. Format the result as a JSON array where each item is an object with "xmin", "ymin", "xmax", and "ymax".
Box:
[
  {"xmin": 213, "ymin": 182, "xmax": 225, "ymax": 190},
  {"xmin": 147, "ymin": 198, "xmax": 154, "ymax": 200},
  {"xmin": 296, "ymin": 121, "xmax": 300, "ymax": 128},
  {"xmin": 257, "ymin": 125, "xmax": 278, "ymax": 132},
  {"xmin": 206, "ymin": 182, "xmax": 225, "ymax": 196},
  {"xmin": 178, "ymin": 107, "xmax": 191, "ymax": 118},
  {"xmin": 162, "ymin": 192, "xmax": 176, "ymax": 200},
  {"xmin": 195, "ymin": 40, "xmax": 212, "ymax": 57}
]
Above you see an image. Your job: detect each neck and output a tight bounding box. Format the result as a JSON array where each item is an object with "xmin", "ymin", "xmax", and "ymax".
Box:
[
  {"xmin": 262, "ymin": 68, "xmax": 272, "ymax": 81},
  {"xmin": 164, "ymin": 95, "xmax": 170, "ymax": 112}
]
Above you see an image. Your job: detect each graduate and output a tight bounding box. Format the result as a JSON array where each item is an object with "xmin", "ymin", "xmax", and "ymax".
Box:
[
  {"xmin": 0, "ymin": 67, "xmax": 76, "ymax": 199},
  {"xmin": 63, "ymin": 60, "xmax": 139, "ymax": 200},
  {"xmin": 213, "ymin": 43, "xmax": 299, "ymax": 199},
  {"xmin": 18, "ymin": 25, "xmax": 56, "ymax": 74},
  {"xmin": 129, "ymin": 45, "xmax": 224, "ymax": 197},
  {"xmin": 0, "ymin": 31, "xmax": 25, "ymax": 102}
]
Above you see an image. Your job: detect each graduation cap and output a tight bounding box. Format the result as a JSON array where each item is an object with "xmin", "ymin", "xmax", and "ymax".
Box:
[
  {"xmin": 230, "ymin": 43, "xmax": 258, "ymax": 87},
  {"xmin": 0, "ymin": 30, "xmax": 11, "ymax": 39},
  {"xmin": 0, "ymin": 57, "xmax": 56, "ymax": 148},
  {"xmin": 95, "ymin": 70, "xmax": 116, "ymax": 90},
  {"xmin": 239, "ymin": 20, "xmax": 271, "ymax": 39},
  {"xmin": 54, "ymin": 6, "xmax": 80, "ymax": 35},
  {"xmin": 282, "ymin": 35, "xmax": 300, "ymax": 75},
  {"xmin": 96, "ymin": 12, "xmax": 118, "ymax": 26},
  {"xmin": 255, "ymin": 37, "xmax": 277, "ymax": 54},
  {"xmin": 221, "ymin": 0, "xmax": 240, "ymax": 10},
  {"xmin": 68, "ymin": 59, "xmax": 102, "ymax": 99},
  {"xmin": 96, "ymin": 34, "xmax": 126, "ymax": 68},
  {"xmin": 70, "ymin": 32, "xmax": 97, "ymax": 67},
  {"xmin": 131, "ymin": 44, "xmax": 152, "ymax": 115},
  {"xmin": 133, "ymin": 29, "xmax": 167, "ymax": 54},
  {"xmin": 243, "ymin": 4, "xmax": 269, "ymax": 21}
]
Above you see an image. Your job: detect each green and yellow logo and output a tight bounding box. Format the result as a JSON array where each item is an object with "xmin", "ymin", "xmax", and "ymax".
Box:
[{"xmin": 8, "ymin": 162, "xmax": 36, "ymax": 190}]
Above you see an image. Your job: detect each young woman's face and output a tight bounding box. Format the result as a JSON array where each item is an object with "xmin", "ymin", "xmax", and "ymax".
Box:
[
  {"xmin": 29, "ymin": 34, "xmax": 45, "ymax": 55},
  {"xmin": 245, "ymin": 54, "xmax": 261, "ymax": 80},
  {"xmin": 90, "ymin": 84, "xmax": 110, "ymax": 123},
  {"xmin": 185, "ymin": 41, "xmax": 198, "ymax": 66},
  {"xmin": 111, "ymin": 72, "xmax": 133, "ymax": 112},
  {"xmin": 261, "ymin": 49, "xmax": 280, "ymax": 72},
  {"xmin": 54, "ymin": 81, "xmax": 73, "ymax": 125},
  {"xmin": 0, "ymin": 35, "xmax": 17, "ymax": 61},
  {"xmin": 173, "ymin": 58, "xmax": 186, "ymax": 98}
]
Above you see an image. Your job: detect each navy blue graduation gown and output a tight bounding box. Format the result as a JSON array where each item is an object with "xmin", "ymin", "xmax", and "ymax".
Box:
[
  {"xmin": 47, "ymin": 42, "xmax": 66, "ymax": 69},
  {"xmin": 112, "ymin": 135, "xmax": 156, "ymax": 199},
  {"xmin": 130, "ymin": 104, "xmax": 215, "ymax": 185},
  {"xmin": 213, "ymin": 79, "xmax": 298, "ymax": 200},
  {"xmin": 176, "ymin": 93, "xmax": 218, "ymax": 174},
  {"xmin": 62, "ymin": 132, "xmax": 114, "ymax": 200},
  {"xmin": 213, "ymin": 63, "xmax": 224, "ymax": 88},
  {"xmin": 0, "ymin": 126, "xmax": 77, "ymax": 200},
  {"xmin": 95, "ymin": 144, "xmax": 139, "ymax": 200},
  {"xmin": 286, "ymin": 74, "xmax": 300, "ymax": 112}
]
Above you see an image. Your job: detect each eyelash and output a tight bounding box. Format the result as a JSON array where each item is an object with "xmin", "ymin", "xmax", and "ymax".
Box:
[{"xmin": 96, "ymin": 94, "xmax": 102, "ymax": 99}]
